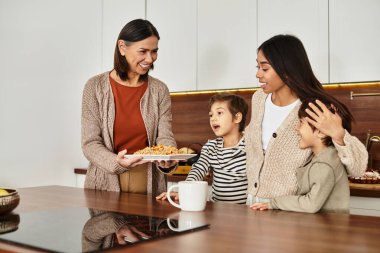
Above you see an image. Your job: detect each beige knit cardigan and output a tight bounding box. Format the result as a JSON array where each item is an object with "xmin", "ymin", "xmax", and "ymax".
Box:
[
  {"xmin": 245, "ymin": 89, "xmax": 368, "ymax": 198},
  {"xmin": 81, "ymin": 72, "xmax": 176, "ymax": 195}
]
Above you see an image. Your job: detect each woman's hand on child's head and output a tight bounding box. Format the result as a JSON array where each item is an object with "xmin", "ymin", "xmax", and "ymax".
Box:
[
  {"xmin": 156, "ymin": 191, "xmax": 179, "ymax": 201},
  {"xmin": 116, "ymin": 149, "xmax": 148, "ymax": 168},
  {"xmin": 250, "ymin": 203, "xmax": 269, "ymax": 211},
  {"xmin": 305, "ymin": 100, "xmax": 345, "ymax": 145}
]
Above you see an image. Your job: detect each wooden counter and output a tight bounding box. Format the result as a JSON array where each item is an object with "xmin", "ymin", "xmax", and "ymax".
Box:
[
  {"xmin": 349, "ymin": 183, "xmax": 380, "ymax": 198},
  {"xmin": 74, "ymin": 168, "xmax": 380, "ymax": 198},
  {"xmin": 1, "ymin": 186, "xmax": 380, "ymax": 253},
  {"xmin": 167, "ymin": 174, "xmax": 380, "ymax": 198}
]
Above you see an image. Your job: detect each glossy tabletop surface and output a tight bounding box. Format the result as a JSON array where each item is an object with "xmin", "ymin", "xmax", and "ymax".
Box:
[
  {"xmin": 1, "ymin": 186, "xmax": 380, "ymax": 253},
  {"xmin": 0, "ymin": 207, "xmax": 208, "ymax": 253}
]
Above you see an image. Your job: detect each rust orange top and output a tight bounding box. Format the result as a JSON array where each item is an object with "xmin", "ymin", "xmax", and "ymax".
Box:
[{"xmin": 110, "ymin": 76, "xmax": 148, "ymax": 154}]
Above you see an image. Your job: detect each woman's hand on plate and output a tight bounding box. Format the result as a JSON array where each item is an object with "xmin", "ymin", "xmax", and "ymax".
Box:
[{"xmin": 116, "ymin": 149, "xmax": 148, "ymax": 168}]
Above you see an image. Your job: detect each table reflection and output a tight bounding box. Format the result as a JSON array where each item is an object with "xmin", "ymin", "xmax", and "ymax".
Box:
[
  {"xmin": 82, "ymin": 209, "xmax": 177, "ymax": 252},
  {"xmin": 0, "ymin": 207, "xmax": 208, "ymax": 253}
]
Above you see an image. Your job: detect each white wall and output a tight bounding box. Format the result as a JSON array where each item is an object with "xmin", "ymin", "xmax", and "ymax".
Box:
[
  {"xmin": 102, "ymin": 0, "xmax": 145, "ymax": 70},
  {"xmin": 197, "ymin": 0, "xmax": 258, "ymax": 90},
  {"xmin": 258, "ymin": 0, "xmax": 329, "ymax": 83},
  {"xmin": 0, "ymin": 0, "xmax": 103, "ymax": 188},
  {"xmin": 146, "ymin": 0, "xmax": 197, "ymax": 91},
  {"xmin": 329, "ymin": 0, "xmax": 380, "ymax": 82}
]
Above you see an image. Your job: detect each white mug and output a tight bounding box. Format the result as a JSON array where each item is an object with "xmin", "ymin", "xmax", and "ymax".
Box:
[
  {"xmin": 166, "ymin": 211, "xmax": 206, "ymax": 232},
  {"xmin": 166, "ymin": 181, "xmax": 208, "ymax": 211}
]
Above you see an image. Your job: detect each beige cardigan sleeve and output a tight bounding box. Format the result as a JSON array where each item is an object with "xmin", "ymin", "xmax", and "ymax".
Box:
[
  {"xmin": 153, "ymin": 80, "xmax": 176, "ymax": 147},
  {"xmin": 333, "ymin": 130, "xmax": 368, "ymax": 177},
  {"xmin": 81, "ymin": 78, "xmax": 126, "ymax": 174}
]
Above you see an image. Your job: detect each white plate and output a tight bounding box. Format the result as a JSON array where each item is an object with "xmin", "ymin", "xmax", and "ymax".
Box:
[{"xmin": 124, "ymin": 154, "xmax": 197, "ymax": 161}]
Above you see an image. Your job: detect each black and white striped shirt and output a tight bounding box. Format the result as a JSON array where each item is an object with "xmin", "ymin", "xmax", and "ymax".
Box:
[{"xmin": 186, "ymin": 137, "xmax": 247, "ymax": 204}]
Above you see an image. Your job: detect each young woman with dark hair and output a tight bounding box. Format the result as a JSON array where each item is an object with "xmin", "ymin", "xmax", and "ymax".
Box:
[
  {"xmin": 245, "ymin": 34, "xmax": 368, "ymax": 206},
  {"xmin": 251, "ymin": 97, "xmax": 353, "ymax": 213},
  {"xmin": 81, "ymin": 19, "xmax": 176, "ymax": 195}
]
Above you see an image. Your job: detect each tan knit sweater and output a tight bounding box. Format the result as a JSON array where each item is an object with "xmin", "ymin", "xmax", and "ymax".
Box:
[
  {"xmin": 81, "ymin": 72, "xmax": 176, "ymax": 195},
  {"xmin": 245, "ymin": 89, "xmax": 368, "ymax": 198}
]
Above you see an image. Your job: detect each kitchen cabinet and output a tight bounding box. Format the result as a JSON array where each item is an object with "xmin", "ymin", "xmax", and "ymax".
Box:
[
  {"xmin": 329, "ymin": 0, "xmax": 380, "ymax": 82},
  {"xmin": 197, "ymin": 0, "xmax": 258, "ymax": 90},
  {"xmin": 350, "ymin": 196, "xmax": 380, "ymax": 217},
  {"xmin": 257, "ymin": 0, "xmax": 329, "ymax": 83},
  {"xmin": 147, "ymin": 0, "xmax": 197, "ymax": 92},
  {"xmin": 102, "ymin": 0, "xmax": 146, "ymax": 71},
  {"xmin": 75, "ymin": 173, "xmax": 85, "ymax": 188},
  {"xmin": 109, "ymin": 0, "xmax": 380, "ymax": 91},
  {"xmin": 0, "ymin": 0, "xmax": 103, "ymax": 188},
  {"xmin": 146, "ymin": 0, "xmax": 257, "ymax": 91}
]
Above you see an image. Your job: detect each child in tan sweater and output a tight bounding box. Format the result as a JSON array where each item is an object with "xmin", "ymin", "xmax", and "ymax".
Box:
[{"xmin": 250, "ymin": 97, "xmax": 351, "ymax": 213}]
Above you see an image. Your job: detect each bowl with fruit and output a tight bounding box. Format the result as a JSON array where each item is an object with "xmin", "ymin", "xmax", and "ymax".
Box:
[{"xmin": 0, "ymin": 188, "xmax": 20, "ymax": 215}]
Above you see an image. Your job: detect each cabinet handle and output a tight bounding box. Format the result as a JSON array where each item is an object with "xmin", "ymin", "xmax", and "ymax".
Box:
[{"xmin": 350, "ymin": 91, "xmax": 380, "ymax": 100}]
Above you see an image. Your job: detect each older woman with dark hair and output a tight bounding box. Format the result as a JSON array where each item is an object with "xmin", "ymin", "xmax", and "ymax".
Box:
[{"xmin": 81, "ymin": 19, "xmax": 176, "ymax": 195}]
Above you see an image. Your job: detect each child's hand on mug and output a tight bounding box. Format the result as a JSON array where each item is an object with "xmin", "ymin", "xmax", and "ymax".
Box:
[
  {"xmin": 250, "ymin": 202, "xmax": 269, "ymax": 211},
  {"xmin": 156, "ymin": 191, "xmax": 179, "ymax": 201}
]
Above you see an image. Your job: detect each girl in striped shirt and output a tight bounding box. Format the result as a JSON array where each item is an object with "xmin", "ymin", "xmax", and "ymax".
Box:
[{"xmin": 157, "ymin": 93, "xmax": 249, "ymax": 204}]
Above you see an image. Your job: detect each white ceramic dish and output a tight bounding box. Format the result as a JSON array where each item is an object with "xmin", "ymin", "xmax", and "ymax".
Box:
[{"xmin": 124, "ymin": 154, "xmax": 197, "ymax": 161}]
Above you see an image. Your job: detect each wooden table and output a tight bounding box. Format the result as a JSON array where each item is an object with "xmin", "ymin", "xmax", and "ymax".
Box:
[
  {"xmin": 349, "ymin": 183, "xmax": 380, "ymax": 197},
  {"xmin": 77, "ymin": 168, "xmax": 380, "ymax": 198},
  {"xmin": 1, "ymin": 186, "xmax": 380, "ymax": 253}
]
